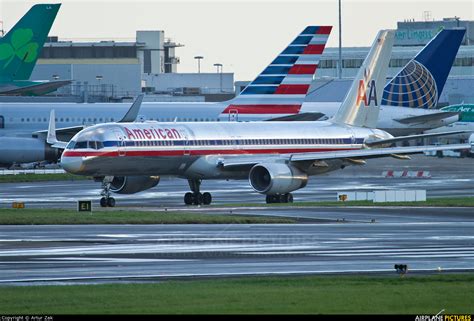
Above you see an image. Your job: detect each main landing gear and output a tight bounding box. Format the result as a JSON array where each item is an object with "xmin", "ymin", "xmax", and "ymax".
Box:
[
  {"xmin": 184, "ymin": 179, "xmax": 212, "ymax": 205},
  {"xmin": 99, "ymin": 176, "xmax": 116, "ymax": 207},
  {"xmin": 266, "ymin": 193, "xmax": 293, "ymax": 204}
]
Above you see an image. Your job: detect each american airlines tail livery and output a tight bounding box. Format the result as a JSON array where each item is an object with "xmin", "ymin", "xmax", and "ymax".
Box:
[{"xmin": 60, "ymin": 30, "xmax": 473, "ymax": 207}]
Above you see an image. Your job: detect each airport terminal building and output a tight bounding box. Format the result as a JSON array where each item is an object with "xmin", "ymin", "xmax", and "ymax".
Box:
[{"xmin": 13, "ymin": 17, "xmax": 474, "ymax": 105}]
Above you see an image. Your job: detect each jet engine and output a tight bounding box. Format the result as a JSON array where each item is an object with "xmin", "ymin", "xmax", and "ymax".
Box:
[
  {"xmin": 249, "ymin": 163, "xmax": 308, "ymax": 195},
  {"xmin": 110, "ymin": 175, "xmax": 160, "ymax": 194},
  {"xmin": 0, "ymin": 137, "xmax": 60, "ymax": 166}
]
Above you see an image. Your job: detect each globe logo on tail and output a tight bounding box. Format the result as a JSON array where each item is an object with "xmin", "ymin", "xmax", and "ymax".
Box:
[{"xmin": 382, "ymin": 60, "xmax": 438, "ymax": 109}]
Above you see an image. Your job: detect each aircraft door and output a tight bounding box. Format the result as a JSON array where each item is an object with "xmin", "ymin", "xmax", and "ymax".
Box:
[
  {"xmin": 114, "ymin": 129, "xmax": 126, "ymax": 157},
  {"xmin": 180, "ymin": 129, "xmax": 190, "ymax": 156},
  {"xmin": 228, "ymin": 109, "xmax": 238, "ymax": 122},
  {"xmin": 0, "ymin": 116, "xmax": 4, "ymax": 129}
]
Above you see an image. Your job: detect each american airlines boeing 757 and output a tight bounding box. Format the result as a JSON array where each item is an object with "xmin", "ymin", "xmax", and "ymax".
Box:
[{"xmin": 60, "ymin": 30, "xmax": 473, "ymax": 207}]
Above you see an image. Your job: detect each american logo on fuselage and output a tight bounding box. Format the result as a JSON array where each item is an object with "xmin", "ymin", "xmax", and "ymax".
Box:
[{"xmin": 124, "ymin": 127, "xmax": 182, "ymax": 140}]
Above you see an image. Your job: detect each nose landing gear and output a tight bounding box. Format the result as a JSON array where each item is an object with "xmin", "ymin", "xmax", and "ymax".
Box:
[
  {"xmin": 184, "ymin": 179, "xmax": 212, "ymax": 205},
  {"xmin": 265, "ymin": 193, "xmax": 293, "ymax": 204},
  {"xmin": 99, "ymin": 176, "xmax": 116, "ymax": 207}
]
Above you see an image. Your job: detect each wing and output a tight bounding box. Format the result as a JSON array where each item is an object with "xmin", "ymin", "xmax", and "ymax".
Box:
[
  {"xmin": 394, "ymin": 111, "xmax": 459, "ymax": 124},
  {"xmin": 221, "ymin": 143, "xmax": 473, "ymax": 171},
  {"xmin": 265, "ymin": 112, "xmax": 326, "ymax": 122}
]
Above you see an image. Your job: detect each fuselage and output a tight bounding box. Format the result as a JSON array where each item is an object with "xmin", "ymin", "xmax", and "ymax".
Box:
[
  {"xmin": 0, "ymin": 101, "xmax": 458, "ymax": 138},
  {"xmin": 61, "ymin": 121, "xmax": 391, "ymax": 179}
]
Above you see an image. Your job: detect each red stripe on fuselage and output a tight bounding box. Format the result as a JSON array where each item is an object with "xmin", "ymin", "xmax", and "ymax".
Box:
[
  {"xmin": 62, "ymin": 147, "xmax": 359, "ymax": 158},
  {"xmin": 221, "ymin": 104, "xmax": 302, "ymax": 114}
]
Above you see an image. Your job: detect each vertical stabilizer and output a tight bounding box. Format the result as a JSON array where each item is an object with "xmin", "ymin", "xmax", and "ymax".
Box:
[
  {"xmin": 331, "ymin": 30, "xmax": 394, "ymax": 128},
  {"xmin": 221, "ymin": 26, "xmax": 332, "ymax": 120},
  {"xmin": 382, "ymin": 28, "xmax": 465, "ymax": 109},
  {"xmin": 0, "ymin": 4, "xmax": 61, "ymax": 81}
]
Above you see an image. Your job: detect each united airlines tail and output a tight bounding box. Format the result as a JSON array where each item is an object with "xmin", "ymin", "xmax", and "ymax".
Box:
[
  {"xmin": 0, "ymin": 4, "xmax": 61, "ymax": 82},
  {"xmin": 382, "ymin": 28, "xmax": 465, "ymax": 109},
  {"xmin": 221, "ymin": 26, "xmax": 332, "ymax": 120},
  {"xmin": 332, "ymin": 30, "xmax": 395, "ymax": 128}
]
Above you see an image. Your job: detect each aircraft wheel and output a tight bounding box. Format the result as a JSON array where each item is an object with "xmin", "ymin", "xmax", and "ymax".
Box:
[
  {"xmin": 184, "ymin": 192, "xmax": 194, "ymax": 205},
  {"xmin": 193, "ymin": 192, "xmax": 203, "ymax": 205},
  {"xmin": 107, "ymin": 197, "xmax": 116, "ymax": 207},
  {"xmin": 286, "ymin": 193, "xmax": 294, "ymax": 203},
  {"xmin": 202, "ymin": 192, "xmax": 212, "ymax": 205},
  {"xmin": 100, "ymin": 197, "xmax": 108, "ymax": 207},
  {"xmin": 266, "ymin": 195, "xmax": 277, "ymax": 204}
]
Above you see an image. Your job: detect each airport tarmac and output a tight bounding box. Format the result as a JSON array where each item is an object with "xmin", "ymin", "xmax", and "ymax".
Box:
[
  {"xmin": 0, "ymin": 155, "xmax": 473, "ymax": 284},
  {"xmin": 1, "ymin": 156, "xmax": 473, "ymax": 208},
  {"xmin": 1, "ymin": 217, "xmax": 474, "ymax": 284}
]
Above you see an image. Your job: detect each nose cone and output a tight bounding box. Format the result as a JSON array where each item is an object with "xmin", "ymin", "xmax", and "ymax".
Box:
[{"xmin": 60, "ymin": 155, "xmax": 84, "ymax": 174}]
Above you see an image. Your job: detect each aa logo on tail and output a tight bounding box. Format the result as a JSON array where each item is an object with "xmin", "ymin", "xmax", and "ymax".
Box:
[{"xmin": 356, "ymin": 68, "xmax": 378, "ymax": 107}]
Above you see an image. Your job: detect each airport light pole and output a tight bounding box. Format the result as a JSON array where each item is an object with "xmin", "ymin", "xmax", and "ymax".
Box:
[
  {"xmin": 338, "ymin": 0, "xmax": 342, "ymax": 79},
  {"xmin": 194, "ymin": 56, "xmax": 204, "ymax": 73},
  {"xmin": 214, "ymin": 63, "xmax": 223, "ymax": 92},
  {"xmin": 96, "ymin": 75, "xmax": 103, "ymax": 95}
]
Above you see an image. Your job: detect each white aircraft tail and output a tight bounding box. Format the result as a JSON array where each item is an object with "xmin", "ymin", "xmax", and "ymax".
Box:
[{"xmin": 331, "ymin": 30, "xmax": 394, "ymax": 128}]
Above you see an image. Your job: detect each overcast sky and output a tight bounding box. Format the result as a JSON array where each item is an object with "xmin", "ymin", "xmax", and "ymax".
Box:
[{"xmin": 1, "ymin": 0, "xmax": 472, "ymax": 80}]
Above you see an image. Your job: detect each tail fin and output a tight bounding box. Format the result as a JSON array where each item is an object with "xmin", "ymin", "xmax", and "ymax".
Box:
[
  {"xmin": 0, "ymin": 4, "xmax": 61, "ymax": 81},
  {"xmin": 221, "ymin": 26, "xmax": 332, "ymax": 119},
  {"xmin": 331, "ymin": 30, "xmax": 395, "ymax": 128},
  {"xmin": 382, "ymin": 28, "xmax": 465, "ymax": 109}
]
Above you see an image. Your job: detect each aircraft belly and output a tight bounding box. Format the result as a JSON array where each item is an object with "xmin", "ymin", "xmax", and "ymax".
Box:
[{"xmin": 82, "ymin": 155, "xmax": 198, "ymax": 176}]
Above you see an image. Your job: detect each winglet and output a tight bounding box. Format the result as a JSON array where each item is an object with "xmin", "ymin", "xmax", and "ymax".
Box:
[
  {"xmin": 46, "ymin": 109, "xmax": 67, "ymax": 149},
  {"xmin": 118, "ymin": 94, "xmax": 144, "ymax": 123},
  {"xmin": 46, "ymin": 109, "xmax": 57, "ymax": 145}
]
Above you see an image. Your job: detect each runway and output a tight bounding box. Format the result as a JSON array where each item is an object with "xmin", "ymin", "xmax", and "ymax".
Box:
[
  {"xmin": 0, "ymin": 155, "xmax": 473, "ymax": 284},
  {"xmin": 1, "ymin": 216, "xmax": 474, "ymax": 284}
]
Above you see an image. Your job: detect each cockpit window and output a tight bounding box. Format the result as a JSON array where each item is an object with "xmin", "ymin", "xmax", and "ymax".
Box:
[
  {"xmin": 75, "ymin": 141, "xmax": 88, "ymax": 149},
  {"xmin": 71, "ymin": 140, "xmax": 104, "ymax": 150}
]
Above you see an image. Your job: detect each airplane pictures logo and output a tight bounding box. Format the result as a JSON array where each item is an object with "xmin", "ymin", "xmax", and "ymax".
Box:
[{"xmin": 356, "ymin": 68, "xmax": 378, "ymax": 107}]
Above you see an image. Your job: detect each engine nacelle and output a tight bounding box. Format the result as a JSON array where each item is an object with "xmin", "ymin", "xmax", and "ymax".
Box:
[
  {"xmin": 0, "ymin": 137, "xmax": 59, "ymax": 166},
  {"xmin": 110, "ymin": 176, "xmax": 160, "ymax": 194},
  {"xmin": 249, "ymin": 163, "xmax": 308, "ymax": 195}
]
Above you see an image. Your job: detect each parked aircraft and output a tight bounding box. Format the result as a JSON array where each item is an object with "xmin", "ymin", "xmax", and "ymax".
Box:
[
  {"xmin": 0, "ymin": 4, "xmax": 70, "ymax": 96},
  {"xmin": 60, "ymin": 30, "xmax": 473, "ymax": 207},
  {"xmin": 425, "ymin": 104, "xmax": 474, "ymax": 142},
  {"xmin": 0, "ymin": 27, "xmax": 465, "ymax": 167}
]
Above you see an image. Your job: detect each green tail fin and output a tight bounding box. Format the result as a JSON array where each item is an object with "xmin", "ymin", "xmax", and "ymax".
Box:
[{"xmin": 0, "ymin": 4, "xmax": 60, "ymax": 81}]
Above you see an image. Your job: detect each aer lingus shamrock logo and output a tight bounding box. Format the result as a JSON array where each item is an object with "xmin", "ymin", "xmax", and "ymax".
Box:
[{"xmin": 0, "ymin": 28, "xmax": 38, "ymax": 69}]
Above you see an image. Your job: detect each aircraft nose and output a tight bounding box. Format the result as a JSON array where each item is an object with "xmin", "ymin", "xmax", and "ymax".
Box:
[{"xmin": 60, "ymin": 155, "xmax": 84, "ymax": 174}]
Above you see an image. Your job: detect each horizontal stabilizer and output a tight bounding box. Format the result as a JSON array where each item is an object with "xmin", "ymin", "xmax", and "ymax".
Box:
[
  {"xmin": 365, "ymin": 130, "xmax": 472, "ymax": 147},
  {"xmin": 0, "ymin": 80, "xmax": 72, "ymax": 96},
  {"xmin": 265, "ymin": 112, "xmax": 326, "ymax": 121},
  {"xmin": 394, "ymin": 111, "xmax": 459, "ymax": 124}
]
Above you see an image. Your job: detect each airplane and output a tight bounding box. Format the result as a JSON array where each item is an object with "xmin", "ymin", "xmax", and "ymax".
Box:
[
  {"xmin": 59, "ymin": 30, "xmax": 473, "ymax": 207},
  {"xmin": 0, "ymin": 27, "xmax": 464, "ymax": 167},
  {"xmin": 301, "ymin": 28, "xmax": 466, "ymax": 136},
  {"xmin": 424, "ymin": 103, "xmax": 474, "ymax": 143},
  {"xmin": 0, "ymin": 25, "xmax": 333, "ymax": 167},
  {"xmin": 0, "ymin": 3, "xmax": 70, "ymax": 96}
]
